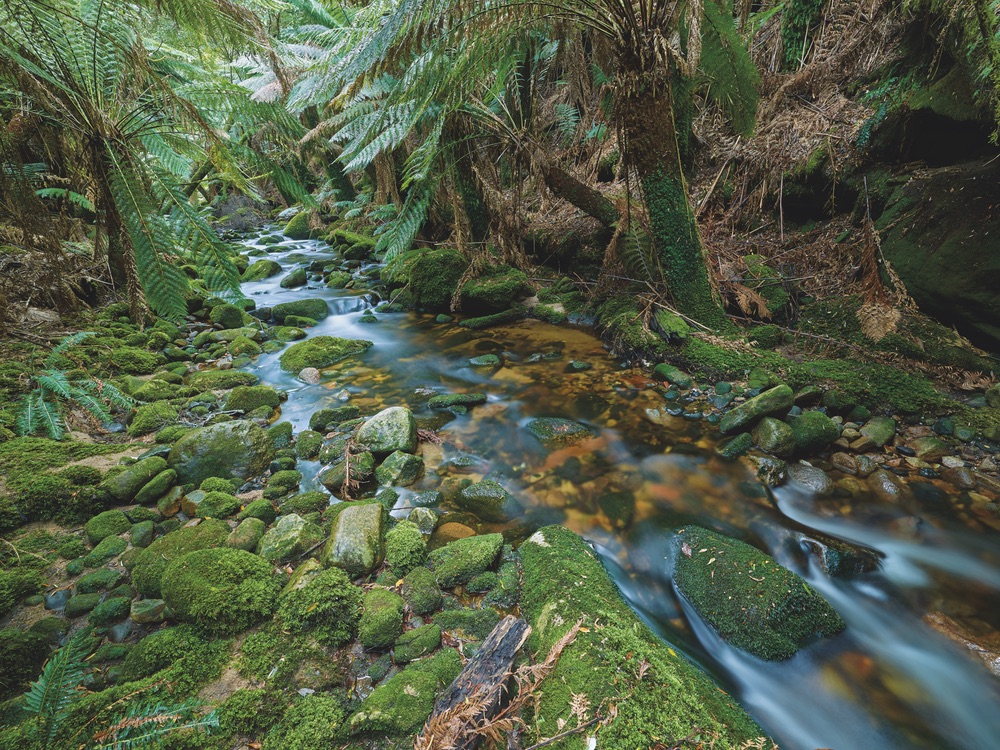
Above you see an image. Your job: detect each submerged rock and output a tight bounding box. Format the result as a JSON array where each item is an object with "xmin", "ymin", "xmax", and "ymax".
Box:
[
  {"xmin": 719, "ymin": 384, "xmax": 794, "ymax": 434},
  {"xmin": 673, "ymin": 526, "xmax": 845, "ymax": 660},
  {"xmin": 279, "ymin": 336, "xmax": 372, "ymax": 372},
  {"xmin": 525, "ymin": 417, "xmax": 596, "ymax": 449},
  {"xmin": 455, "ymin": 480, "xmax": 522, "ymax": 523}
]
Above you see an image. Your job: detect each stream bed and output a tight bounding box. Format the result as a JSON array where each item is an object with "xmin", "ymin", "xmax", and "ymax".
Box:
[{"xmin": 236, "ymin": 228, "xmax": 1000, "ymax": 749}]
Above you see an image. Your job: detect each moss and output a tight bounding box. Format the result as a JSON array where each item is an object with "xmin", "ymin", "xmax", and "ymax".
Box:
[
  {"xmin": 132, "ymin": 379, "xmax": 178, "ymax": 402},
  {"xmin": 195, "ymin": 491, "xmax": 241, "ymax": 518},
  {"xmin": 199, "ymin": 477, "xmax": 235, "ymax": 494},
  {"xmin": 110, "ymin": 347, "xmax": 166, "ymax": 374},
  {"xmin": 209, "ymin": 303, "xmax": 244, "ymax": 330},
  {"xmin": 348, "ymin": 648, "xmax": 461, "ymax": 736},
  {"xmin": 76, "ymin": 568, "xmax": 127, "ymax": 594},
  {"xmin": 458, "ymin": 307, "xmax": 527, "ymax": 330},
  {"xmin": 276, "ymin": 492, "xmax": 325, "ymax": 517},
  {"xmin": 272, "ymin": 299, "xmax": 330, "ymax": 324},
  {"xmin": 459, "ymin": 265, "xmax": 534, "ymax": 314},
  {"xmin": 263, "ymin": 693, "xmax": 345, "ymax": 750},
  {"xmin": 269, "ymin": 469, "xmax": 302, "ymax": 490},
  {"xmin": 229, "ymin": 335, "xmax": 263, "ymax": 357},
  {"xmin": 597, "ymin": 295, "xmax": 670, "ymax": 359},
  {"xmin": 384, "ymin": 520, "xmax": 427, "ymax": 576},
  {"xmin": 393, "ymin": 623, "xmax": 441, "ymax": 663},
  {"xmin": 484, "ymin": 561, "xmax": 520, "ymax": 609},
  {"xmin": 407, "ymin": 248, "xmax": 469, "ymax": 311},
  {"xmin": 433, "ymin": 606, "xmax": 499, "ymax": 640},
  {"xmin": 226, "ymin": 385, "xmax": 280, "ymax": 413},
  {"xmin": 242, "ymin": 259, "xmax": 283, "ymax": 281},
  {"xmin": 121, "ymin": 624, "xmax": 229, "ymax": 684},
  {"xmin": 359, "ymin": 587, "xmax": 405, "ymax": 649},
  {"xmin": 56, "ymin": 537, "xmax": 87, "ymax": 560},
  {"xmin": 283, "ymin": 211, "xmax": 316, "ymax": 240},
  {"xmin": 132, "ymin": 519, "xmax": 230, "ymax": 597},
  {"xmin": 530, "ymin": 304, "xmax": 568, "ymax": 324},
  {"xmin": 789, "ymin": 410, "xmax": 840, "ymax": 454},
  {"xmin": 279, "ymin": 336, "xmax": 373, "ymax": 373},
  {"xmin": 519, "ymin": 526, "xmax": 762, "ymax": 748},
  {"xmin": 674, "ymin": 526, "xmax": 845, "ymax": 660},
  {"xmin": 83, "ymin": 535, "xmax": 127, "ymax": 567},
  {"xmin": 88, "ymin": 596, "xmax": 131, "ymax": 626},
  {"xmin": 65, "ymin": 592, "xmax": 103, "ymax": 617},
  {"xmin": 0, "ymin": 567, "xmax": 44, "ymax": 617},
  {"xmin": 309, "ymin": 406, "xmax": 360, "ymax": 432},
  {"xmin": 401, "ymin": 567, "xmax": 442, "ymax": 615},
  {"xmin": 218, "ymin": 688, "xmax": 286, "ymax": 738},
  {"xmin": 85, "ymin": 509, "xmax": 131, "ymax": 544},
  {"xmin": 277, "ymin": 566, "xmax": 362, "ymax": 647},
  {"xmin": 186, "ymin": 370, "xmax": 258, "ymax": 390},
  {"xmin": 295, "ymin": 430, "xmax": 323, "ymax": 460},
  {"xmin": 0, "ymin": 629, "xmax": 49, "ymax": 699},
  {"xmin": 427, "ymin": 533, "xmax": 502, "ymax": 588},
  {"xmin": 162, "ymin": 548, "xmax": 281, "ymax": 633},
  {"xmin": 236, "ymin": 623, "xmax": 319, "ymax": 683}
]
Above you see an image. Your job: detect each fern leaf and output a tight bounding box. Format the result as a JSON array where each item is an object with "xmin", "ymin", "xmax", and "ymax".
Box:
[
  {"xmin": 34, "ymin": 188, "xmax": 95, "ymax": 212},
  {"xmin": 24, "ymin": 628, "xmax": 91, "ymax": 746},
  {"xmin": 34, "ymin": 392, "xmax": 64, "ymax": 441},
  {"xmin": 15, "ymin": 392, "xmax": 38, "ymax": 436}
]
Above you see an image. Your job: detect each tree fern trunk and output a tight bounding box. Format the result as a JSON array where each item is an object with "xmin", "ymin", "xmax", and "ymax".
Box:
[
  {"xmin": 449, "ymin": 121, "xmax": 490, "ymax": 248},
  {"xmin": 539, "ymin": 158, "xmax": 619, "ymax": 228},
  {"xmin": 620, "ymin": 75, "xmax": 727, "ymax": 329}
]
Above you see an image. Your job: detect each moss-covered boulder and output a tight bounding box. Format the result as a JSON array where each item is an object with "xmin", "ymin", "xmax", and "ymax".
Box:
[
  {"xmin": 455, "ymin": 479, "xmax": 522, "ymax": 523},
  {"xmin": 280, "ymin": 267, "xmax": 307, "ymax": 289},
  {"xmin": 374, "ymin": 450, "xmax": 423, "ymax": 486},
  {"xmin": 276, "ymin": 566, "xmax": 361, "ymax": 647},
  {"xmin": 283, "ymin": 211, "xmax": 315, "ymax": 239},
  {"xmin": 134, "ymin": 469, "xmax": 176, "ymax": 505},
  {"xmin": 401, "ymin": 566, "xmax": 442, "ymax": 614},
  {"xmin": 279, "ymin": 336, "xmax": 372, "ymax": 372},
  {"xmin": 168, "ymin": 420, "xmax": 274, "ymax": 486},
  {"xmin": 393, "ymin": 623, "xmax": 441, "ymax": 664},
  {"xmin": 99, "ymin": 456, "xmax": 167, "ymax": 503},
  {"xmin": 322, "ymin": 502, "xmax": 385, "ymax": 577},
  {"xmin": 226, "ymin": 517, "xmax": 266, "ymax": 551},
  {"xmin": 790, "ymin": 410, "xmax": 841, "ymax": 455},
  {"xmin": 132, "ymin": 519, "xmax": 230, "ymax": 597},
  {"xmin": 272, "ymin": 298, "xmax": 330, "ymax": 324},
  {"xmin": 719, "ymin": 384, "xmax": 794, "ymax": 434},
  {"xmin": 673, "ymin": 526, "xmax": 845, "ymax": 660},
  {"xmin": 263, "ymin": 693, "xmax": 344, "ymax": 750},
  {"xmin": 127, "ymin": 402, "xmax": 179, "ymax": 437},
  {"xmin": 384, "ymin": 520, "xmax": 426, "ymax": 576},
  {"xmin": 162, "ymin": 547, "xmax": 280, "ymax": 633},
  {"xmin": 186, "ymin": 370, "xmax": 258, "ymax": 390},
  {"xmin": 209, "ymin": 303, "xmax": 245, "ymax": 330},
  {"xmin": 349, "ymin": 648, "xmax": 462, "ymax": 735},
  {"xmin": 520, "ymin": 526, "xmax": 763, "ymax": 747},
  {"xmin": 356, "ymin": 406, "xmax": 417, "ymax": 455},
  {"xmin": 85, "ymin": 509, "xmax": 131, "ymax": 544},
  {"xmin": 195, "ymin": 491, "xmax": 241, "ymax": 518},
  {"xmin": 242, "ymin": 259, "xmax": 282, "ymax": 282},
  {"xmin": 318, "ymin": 450, "xmax": 375, "ymax": 492},
  {"xmin": 752, "ymin": 417, "xmax": 797, "ymax": 458},
  {"xmin": 0, "ymin": 629, "xmax": 49, "ymax": 699},
  {"xmin": 459, "ymin": 265, "xmax": 533, "ymax": 314},
  {"xmin": 427, "ymin": 533, "xmax": 502, "ymax": 588},
  {"xmin": 358, "ymin": 587, "xmax": 405, "ymax": 649},
  {"xmin": 257, "ymin": 513, "xmax": 324, "ymax": 562},
  {"xmin": 225, "ymin": 385, "xmax": 281, "ymax": 413},
  {"xmin": 525, "ymin": 417, "xmax": 597, "ymax": 450}
]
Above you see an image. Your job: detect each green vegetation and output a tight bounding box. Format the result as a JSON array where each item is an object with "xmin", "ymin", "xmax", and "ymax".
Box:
[
  {"xmin": 277, "ymin": 567, "xmax": 362, "ymax": 646},
  {"xmin": 359, "ymin": 587, "xmax": 405, "ymax": 649},
  {"xmin": 279, "ymin": 336, "xmax": 373, "ymax": 372},
  {"xmin": 132, "ymin": 519, "xmax": 230, "ymax": 597}
]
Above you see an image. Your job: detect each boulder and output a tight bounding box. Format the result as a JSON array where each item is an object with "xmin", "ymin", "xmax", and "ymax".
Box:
[
  {"xmin": 719, "ymin": 385, "xmax": 794, "ymax": 434},
  {"xmin": 99, "ymin": 457, "xmax": 167, "ymax": 503},
  {"xmin": 751, "ymin": 417, "xmax": 796, "ymax": 457},
  {"xmin": 455, "ymin": 480, "xmax": 522, "ymax": 523},
  {"xmin": 279, "ymin": 336, "xmax": 372, "ymax": 372},
  {"xmin": 357, "ymin": 407, "xmax": 417, "ymax": 455},
  {"xmin": 257, "ymin": 513, "xmax": 324, "ymax": 562},
  {"xmin": 524, "ymin": 417, "xmax": 596, "ymax": 449},
  {"xmin": 167, "ymin": 420, "xmax": 274, "ymax": 486},
  {"xmin": 323, "ymin": 503, "xmax": 386, "ymax": 578},
  {"xmin": 272, "ymin": 298, "xmax": 330, "ymax": 324},
  {"xmin": 374, "ymin": 451, "xmax": 423, "ymax": 486}
]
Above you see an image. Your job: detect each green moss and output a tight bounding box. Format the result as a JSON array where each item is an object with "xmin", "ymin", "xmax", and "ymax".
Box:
[
  {"xmin": 263, "ymin": 693, "xmax": 345, "ymax": 750},
  {"xmin": 597, "ymin": 296, "xmax": 670, "ymax": 359},
  {"xmin": 76, "ymin": 568, "xmax": 126, "ymax": 594},
  {"xmin": 283, "ymin": 211, "xmax": 316, "ymax": 240},
  {"xmin": 393, "ymin": 623, "xmax": 441, "ymax": 663},
  {"xmin": 218, "ymin": 688, "xmax": 286, "ymax": 738},
  {"xmin": 83, "ymin": 535, "xmax": 126, "ymax": 567},
  {"xmin": 110, "ymin": 347, "xmax": 166, "ymax": 374},
  {"xmin": 519, "ymin": 526, "xmax": 762, "ymax": 748},
  {"xmin": 459, "ymin": 265, "xmax": 533, "ymax": 313},
  {"xmin": 295, "ymin": 430, "xmax": 323, "ymax": 460},
  {"xmin": 132, "ymin": 519, "xmax": 230, "ymax": 597},
  {"xmin": 0, "ymin": 629, "xmax": 49, "ymax": 699},
  {"xmin": 348, "ymin": 648, "xmax": 461, "ymax": 736},
  {"xmin": 88, "ymin": 596, "xmax": 131, "ymax": 626},
  {"xmin": 433, "ymin": 607, "xmax": 499, "ymax": 640},
  {"xmin": 226, "ymin": 385, "xmax": 280, "ymax": 413},
  {"xmin": 121, "ymin": 624, "xmax": 229, "ymax": 686},
  {"xmin": 195, "ymin": 491, "xmax": 241, "ymax": 518},
  {"xmin": 270, "ymin": 469, "xmax": 302, "ymax": 490},
  {"xmin": 85, "ymin": 509, "xmax": 131, "ymax": 544},
  {"xmin": 199, "ymin": 477, "xmax": 236, "ymax": 494},
  {"xmin": 384, "ymin": 520, "xmax": 426, "ymax": 576},
  {"xmin": 279, "ymin": 336, "xmax": 373, "ymax": 373},
  {"xmin": 789, "ymin": 410, "xmax": 840, "ymax": 454},
  {"xmin": 162, "ymin": 548, "xmax": 281, "ymax": 633},
  {"xmin": 427, "ymin": 533, "xmax": 502, "ymax": 588},
  {"xmin": 229, "ymin": 335, "xmax": 263, "ymax": 357},
  {"xmin": 56, "ymin": 537, "xmax": 87, "ymax": 560},
  {"xmin": 359, "ymin": 587, "xmax": 405, "ymax": 649},
  {"xmin": 278, "ymin": 491, "xmax": 326, "ymax": 516},
  {"xmin": 209, "ymin": 303, "xmax": 244, "ymax": 330},
  {"xmin": 401, "ymin": 567, "xmax": 442, "ymax": 615},
  {"xmin": 277, "ymin": 566, "xmax": 362, "ymax": 647},
  {"xmin": 186, "ymin": 370, "xmax": 259, "ymax": 390},
  {"xmin": 132, "ymin": 379, "xmax": 178, "ymax": 401},
  {"xmin": 674, "ymin": 526, "xmax": 845, "ymax": 660},
  {"xmin": 242, "ymin": 259, "xmax": 283, "ymax": 281},
  {"xmin": 0, "ymin": 567, "xmax": 44, "ymax": 617},
  {"xmin": 272, "ymin": 299, "xmax": 329, "ymax": 324}
]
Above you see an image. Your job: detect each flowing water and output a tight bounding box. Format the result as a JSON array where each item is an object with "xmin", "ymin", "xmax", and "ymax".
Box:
[{"xmin": 235, "ymin": 228, "xmax": 1000, "ymax": 749}]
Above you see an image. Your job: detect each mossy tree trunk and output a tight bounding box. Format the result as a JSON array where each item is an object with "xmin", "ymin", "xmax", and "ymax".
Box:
[
  {"xmin": 448, "ymin": 118, "xmax": 491, "ymax": 249},
  {"xmin": 619, "ymin": 73, "xmax": 727, "ymax": 329}
]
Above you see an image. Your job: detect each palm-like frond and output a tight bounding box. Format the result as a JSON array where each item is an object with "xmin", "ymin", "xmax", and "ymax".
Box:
[{"xmin": 24, "ymin": 627, "xmax": 91, "ymax": 746}]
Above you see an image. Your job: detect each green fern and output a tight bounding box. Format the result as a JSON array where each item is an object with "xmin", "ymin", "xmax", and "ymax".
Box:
[
  {"xmin": 23, "ymin": 627, "xmax": 91, "ymax": 747},
  {"xmin": 84, "ymin": 700, "xmax": 219, "ymax": 750},
  {"xmin": 34, "ymin": 188, "xmax": 95, "ymax": 212}
]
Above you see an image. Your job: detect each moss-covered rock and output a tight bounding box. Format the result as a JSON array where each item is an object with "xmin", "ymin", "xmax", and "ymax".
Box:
[
  {"xmin": 257, "ymin": 513, "xmax": 324, "ymax": 562},
  {"xmin": 393, "ymin": 623, "xmax": 441, "ymax": 663},
  {"xmin": 279, "ymin": 336, "xmax": 372, "ymax": 372},
  {"xmin": 322, "ymin": 502, "xmax": 385, "ymax": 577},
  {"xmin": 433, "ymin": 606, "xmax": 500, "ymax": 640},
  {"xmin": 349, "ymin": 647, "xmax": 462, "ymax": 735},
  {"xmin": 359, "ymin": 587, "xmax": 405, "ymax": 649},
  {"xmin": 0, "ymin": 629, "xmax": 49, "ymax": 699},
  {"xmin": 132, "ymin": 519, "xmax": 230, "ymax": 597},
  {"xmin": 524, "ymin": 417, "xmax": 596, "ymax": 449},
  {"xmin": 226, "ymin": 517, "xmax": 266, "ymax": 551},
  {"xmin": 65, "ymin": 592, "xmax": 103, "ymax": 617},
  {"xmin": 295, "ymin": 430, "xmax": 323, "ymax": 460},
  {"xmin": 83, "ymin": 535, "xmax": 126, "ymax": 567},
  {"xmin": 455, "ymin": 480, "xmax": 522, "ymax": 523},
  {"xmin": 719, "ymin": 384, "xmax": 794, "ymax": 434},
  {"xmin": 277, "ymin": 566, "xmax": 361, "ymax": 647},
  {"xmin": 752, "ymin": 417, "xmax": 797, "ymax": 458},
  {"xmin": 99, "ymin": 456, "xmax": 167, "ymax": 503},
  {"xmin": 520, "ymin": 526, "xmax": 762, "ymax": 748},
  {"xmin": 88, "ymin": 596, "xmax": 131, "ymax": 626},
  {"xmin": 85, "ymin": 509, "xmax": 131, "ymax": 544},
  {"xmin": 790, "ymin": 410, "xmax": 841, "ymax": 455},
  {"xmin": 0, "ymin": 567, "xmax": 44, "ymax": 617},
  {"xmin": 459, "ymin": 265, "xmax": 533, "ymax": 314},
  {"xmin": 356, "ymin": 406, "xmax": 417, "ymax": 456},
  {"xmin": 401, "ymin": 566, "xmax": 442, "ymax": 615},
  {"xmin": 186, "ymin": 369, "xmax": 258, "ymax": 390},
  {"xmin": 427, "ymin": 533, "xmax": 502, "ymax": 588},
  {"xmin": 210, "ymin": 303, "xmax": 245, "ymax": 330},
  {"xmin": 226, "ymin": 385, "xmax": 281, "ymax": 413},
  {"xmin": 162, "ymin": 547, "xmax": 280, "ymax": 633},
  {"xmin": 110, "ymin": 347, "xmax": 165, "ymax": 374},
  {"xmin": 133, "ymin": 469, "xmax": 176, "ymax": 505},
  {"xmin": 272, "ymin": 298, "xmax": 330, "ymax": 324},
  {"xmin": 263, "ymin": 693, "xmax": 344, "ymax": 750},
  {"xmin": 374, "ymin": 450, "xmax": 423, "ymax": 486},
  {"xmin": 308, "ymin": 406, "xmax": 360, "ymax": 432},
  {"xmin": 195, "ymin": 490, "xmax": 241, "ymax": 518},
  {"xmin": 673, "ymin": 526, "xmax": 845, "ymax": 660},
  {"xmin": 242, "ymin": 259, "xmax": 283, "ymax": 281},
  {"xmin": 384, "ymin": 520, "xmax": 427, "ymax": 576},
  {"xmin": 283, "ymin": 211, "xmax": 315, "ymax": 240},
  {"xmin": 168, "ymin": 420, "xmax": 274, "ymax": 486}
]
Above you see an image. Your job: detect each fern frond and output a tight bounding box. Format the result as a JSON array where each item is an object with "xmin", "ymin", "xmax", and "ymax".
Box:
[
  {"xmin": 88, "ymin": 701, "xmax": 219, "ymax": 750},
  {"xmin": 34, "ymin": 188, "xmax": 95, "ymax": 211},
  {"xmin": 16, "ymin": 392, "xmax": 39, "ymax": 437},
  {"xmin": 24, "ymin": 627, "xmax": 91, "ymax": 746},
  {"xmin": 36, "ymin": 371, "xmax": 75, "ymax": 402},
  {"xmin": 34, "ymin": 392, "xmax": 64, "ymax": 440}
]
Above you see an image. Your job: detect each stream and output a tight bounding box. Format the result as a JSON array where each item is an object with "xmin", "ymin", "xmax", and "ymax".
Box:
[{"xmin": 235, "ymin": 228, "xmax": 1000, "ymax": 750}]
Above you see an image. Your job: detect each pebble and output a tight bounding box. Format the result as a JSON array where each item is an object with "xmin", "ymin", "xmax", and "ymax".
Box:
[
  {"xmin": 831, "ymin": 452, "xmax": 858, "ymax": 475},
  {"xmin": 850, "ymin": 436, "xmax": 876, "ymax": 452},
  {"xmin": 854, "ymin": 455, "xmax": 877, "ymax": 477},
  {"xmin": 982, "ymin": 457, "xmax": 998, "ymax": 472},
  {"xmin": 941, "ymin": 456, "xmax": 965, "ymax": 469},
  {"xmin": 298, "ymin": 367, "xmax": 321, "ymax": 384},
  {"xmin": 941, "ymin": 467, "xmax": 977, "ymax": 490},
  {"xmin": 787, "ymin": 462, "xmax": 835, "ymax": 497},
  {"xmin": 868, "ymin": 470, "xmax": 905, "ymax": 502}
]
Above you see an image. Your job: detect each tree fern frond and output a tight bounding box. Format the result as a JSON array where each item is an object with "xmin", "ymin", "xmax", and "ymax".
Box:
[
  {"xmin": 702, "ymin": 0, "xmax": 760, "ymax": 137},
  {"xmin": 34, "ymin": 188, "xmax": 95, "ymax": 211}
]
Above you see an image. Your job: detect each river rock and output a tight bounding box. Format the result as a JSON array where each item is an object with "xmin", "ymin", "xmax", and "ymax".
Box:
[
  {"xmin": 830, "ymin": 452, "xmax": 858, "ymax": 475},
  {"xmin": 407, "ymin": 507, "xmax": 439, "ymax": 535},
  {"xmin": 787, "ymin": 462, "xmax": 835, "ymax": 497},
  {"xmin": 868, "ymin": 469, "xmax": 905, "ymax": 502},
  {"xmin": 719, "ymin": 385, "xmax": 794, "ymax": 434},
  {"xmin": 257, "ymin": 513, "xmax": 324, "ymax": 562},
  {"xmin": 455, "ymin": 480, "xmax": 522, "ymax": 523},
  {"xmin": 99, "ymin": 457, "xmax": 168, "ymax": 503},
  {"xmin": 272, "ymin": 298, "xmax": 330, "ymax": 323},
  {"xmin": 789, "ymin": 410, "xmax": 840, "ymax": 455},
  {"xmin": 168, "ymin": 420, "xmax": 274, "ymax": 486},
  {"xmin": 323, "ymin": 503, "xmax": 385, "ymax": 577},
  {"xmin": 752, "ymin": 417, "xmax": 796, "ymax": 457},
  {"xmin": 280, "ymin": 267, "xmax": 307, "ymax": 288},
  {"xmin": 924, "ymin": 611, "xmax": 1000, "ymax": 678},
  {"xmin": 279, "ymin": 336, "xmax": 372, "ymax": 372},
  {"xmin": 298, "ymin": 367, "xmax": 321, "ymax": 384},
  {"xmin": 909, "ymin": 436, "xmax": 950, "ymax": 461},
  {"xmin": 357, "ymin": 407, "xmax": 417, "ymax": 455},
  {"xmin": 942, "ymin": 466, "xmax": 977, "ymax": 490},
  {"xmin": 130, "ymin": 599, "xmax": 168, "ymax": 624},
  {"xmin": 226, "ymin": 517, "xmax": 266, "ymax": 551},
  {"xmin": 860, "ymin": 416, "xmax": 896, "ymax": 448},
  {"xmin": 652, "ymin": 363, "xmax": 693, "ymax": 389},
  {"xmin": 525, "ymin": 417, "xmax": 596, "ymax": 449},
  {"xmin": 375, "ymin": 451, "xmax": 423, "ymax": 486},
  {"xmin": 673, "ymin": 526, "xmax": 845, "ymax": 660}
]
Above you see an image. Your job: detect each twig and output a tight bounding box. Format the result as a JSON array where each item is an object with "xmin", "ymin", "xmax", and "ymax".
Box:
[{"xmin": 523, "ymin": 717, "xmax": 602, "ymax": 750}]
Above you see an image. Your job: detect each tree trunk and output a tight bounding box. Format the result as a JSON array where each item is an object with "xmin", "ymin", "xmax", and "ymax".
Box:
[
  {"xmin": 538, "ymin": 157, "xmax": 619, "ymax": 228},
  {"xmin": 619, "ymin": 75, "xmax": 727, "ymax": 329}
]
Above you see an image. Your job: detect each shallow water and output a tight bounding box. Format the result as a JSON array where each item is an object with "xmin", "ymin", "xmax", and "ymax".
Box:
[{"xmin": 237, "ymin": 229, "xmax": 1000, "ymax": 749}]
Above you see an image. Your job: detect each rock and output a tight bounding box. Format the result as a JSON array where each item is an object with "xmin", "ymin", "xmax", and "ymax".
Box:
[
  {"xmin": 455, "ymin": 480, "xmax": 522, "ymax": 523},
  {"xmin": 942, "ymin": 466, "xmax": 977, "ymax": 490},
  {"xmin": 469, "ymin": 354, "xmax": 502, "ymax": 368},
  {"xmin": 427, "ymin": 533, "xmax": 502, "ymax": 588},
  {"xmin": 318, "ymin": 451, "xmax": 375, "ymax": 492},
  {"xmin": 257, "ymin": 513, "xmax": 324, "ymax": 562},
  {"xmin": 716, "ymin": 432, "xmax": 752, "ymax": 460},
  {"xmin": 924, "ymin": 611, "xmax": 1000, "ymax": 679},
  {"xmin": 279, "ymin": 335, "xmax": 372, "ymax": 372},
  {"xmin": 130, "ymin": 599, "xmax": 168, "ymax": 624},
  {"xmin": 674, "ymin": 526, "xmax": 845, "ymax": 660},
  {"xmin": 749, "ymin": 455, "xmax": 787, "ymax": 486},
  {"xmin": 459, "ymin": 265, "xmax": 533, "ymax": 313},
  {"xmin": 323, "ymin": 503, "xmax": 386, "ymax": 577},
  {"xmin": 401, "ymin": 567, "xmax": 441, "ymax": 614},
  {"xmin": 431, "ymin": 522, "xmax": 475, "ymax": 547},
  {"xmin": 786, "ymin": 462, "xmax": 835, "ymax": 497},
  {"xmin": 652, "ymin": 364, "xmax": 693, "ymax": 389},
  {"xmin": 407, "ymin": 507, "xmax": 439, "ymax": 535},
  {"xmin": 941, "ymin": 455, "xmax": 965, "ymax": 469},
  {"xmin": 272, "ymin": 298, "xmax": 329, "ymax": 324},
  {"xmin": 131, "ymin": 519, "xmax": 231, "ymax": 597},
  {"xmin": 525, "ymin": 417, "xmax": 596, "ymax": 449},
  {"xmin": 309, "ymin": 406, "xmax": 360, "ymax": 432},
  {"xmin": 280, "ymin": 267, "xmax": 307, "ymax": 288},
  {"xmin": 860, "ymin": 416, "xmax": 897, "ymax": 448},
  {"xmin": 168, "ymin": 420, "xmax": 274, "ymax": 486},
  {"xmin": 719, "ymin": 385, "xmax": 794, "ymax": 434},
  {"xmin": 909, "ymin": 436, "xmax": 950, "ymax": 461},
  {"xmin": 99, "ymin": 457, "xmax": 168, "ymax": 503},
  {"xmin": 225, "ymin": 385, "xmax": 281, "ymax": 413},
  {"xmin": 751, "ymin": 417, "xmax": 796, "ymax": 457},
  {"xmin": 130, "ymin": 520, "xmax": 155, "ymax": 548},
  {"xmin": 789, "ymin": 410, "xmax": 840, "ymax": 455},
  {"xmin": 65, "ymin": 593, "xmax": 103, "ymax": 618},
  {"xmin": 359, "ymin": 587, "xmax": 405, "ymax": 649},
  {"xmin": 375, "ymin": 451, "xmax": 423, "ymax": 486},
  {"xmin": 868, "ymin": 469, "xmax": 905, "ymax": 503},
  {"xmin": 393, "ymin": 624, "xmax": 441, "ymax": 664},
  {"xmin": 134, "ymin": 469, "xmax": 176, "ymax": 505},
  {"xmin": 357, "ymin": 407, "xmax": 417, "ymax": 455},
  {"xmin": 298, "ymin": 367, "xmax": 321, "ymax": 384},
  {"xmin": 85, "ymin": 510, "xmax": 131, "ymax": 544},
  {"xmin": 830, "ymin": 452, "xmax": 858, "ymax": 475},
  {"xmin": 854, "ymin": 455, "xmax": 877, "ymax": 477},
  {"xmin": 986, "ymin": 384, "xmax": 1000, "ymax": 409},
  {"xmin": 427, "ymin": 393, "xmax": 487, "ymax": 410},
  {"xmin": 241, "ymin": 259, "xmax": 282, "ymax": 281},
  {"xmin": 226, "ymin": 517, "xmax": 266, "ymax": 551}
]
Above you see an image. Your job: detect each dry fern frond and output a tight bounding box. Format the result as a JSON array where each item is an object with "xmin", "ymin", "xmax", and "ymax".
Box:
[{"xmin": 857, "ymin": 302, "xmax": 901, "ymax": 342}]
